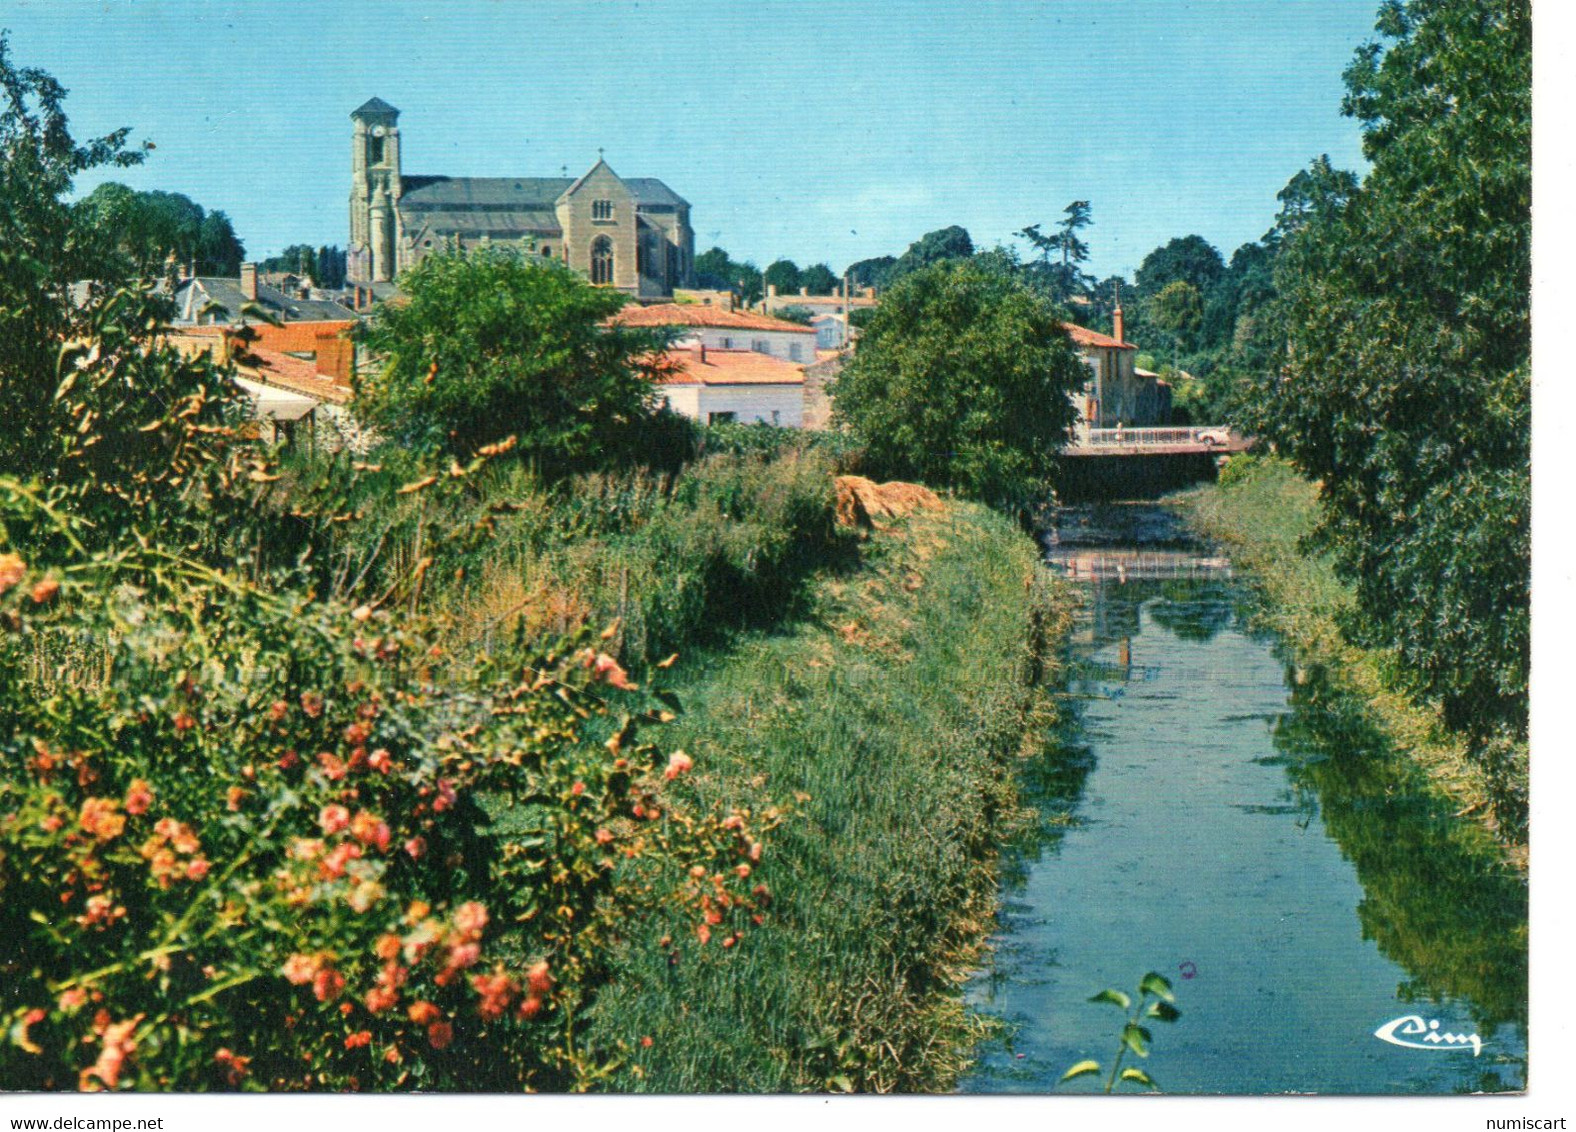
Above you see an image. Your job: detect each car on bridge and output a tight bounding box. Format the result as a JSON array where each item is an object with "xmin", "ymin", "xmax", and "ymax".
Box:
[{"xmin": 1196, "ymin": 428, "xmax": 1232, "ymax": 447}]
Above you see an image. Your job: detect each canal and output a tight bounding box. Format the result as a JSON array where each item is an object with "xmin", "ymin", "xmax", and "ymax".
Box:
[{"xmin": 963, "ymin": 503, "xmax": 1528, "ymax": 1095}]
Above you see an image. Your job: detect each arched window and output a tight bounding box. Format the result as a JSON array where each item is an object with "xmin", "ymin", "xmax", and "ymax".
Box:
[{"xmin": 590, "ymin": 236, "xmax": 614, "ymax": 285}]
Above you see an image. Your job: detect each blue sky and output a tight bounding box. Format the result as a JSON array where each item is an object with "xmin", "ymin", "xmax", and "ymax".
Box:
[{"xmin": 4, "ymin": 0, "xmax": 1376, "ymax": 278}]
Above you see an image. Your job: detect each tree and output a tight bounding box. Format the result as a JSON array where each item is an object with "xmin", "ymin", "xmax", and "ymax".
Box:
[
  {"xmin": 76, "ymin": 183, "xmax": 245, "ymax": 276},
  {"xmin": 1, "ymin": 32, "xmax": 240, "ymax": 540},
  {"xmin": 889, "ymin": 225, "xmax": 973, "ymax": 280},
  {"xmin": 693, "ymin": 245, "xmax": 763, "ymax": 303},
  {"xmin": 831, "ymin": 258, "xmax": 1083, "ymax": 509},
  {"xmin": 315, "ymin": 245, "xmax": 348, "ymax": 289},
  {"xmin": 1052, "ymin": 200, "xmax": 1092, "ymax": 266},
  {"xmin": 1241, "ymin": 0, "xmax": 1530, "ymax": 807},
  {"xmin": 763, "ymin": 258, "xmax": 801, "ymax": 295},
  {"xmin": 353, "ymin": 248, "xmax": 676, "ymax": 465},
  {"xmin": 1147, "ymin": 280, "xmax": 1204, "ymax": 358},
  {"xmin": 1133, "ymin": 235, "xmax": 1224, "ymax": 298},
  {"xmin": 845, "ymin": 255, "xmax": 896, "ymax": 290},
  {"xmin": 800, "ymin": 262, "xmax": 838, "ymax": 295}
]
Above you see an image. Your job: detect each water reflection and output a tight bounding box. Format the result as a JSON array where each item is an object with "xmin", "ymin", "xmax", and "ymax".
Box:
[{"xmin": 966, "ymin": 508, "xmax": 1528, "ymax": 1094}]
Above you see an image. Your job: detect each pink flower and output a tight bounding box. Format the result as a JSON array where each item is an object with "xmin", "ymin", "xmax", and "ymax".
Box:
[
  {"xmin": 664, "ymin": 751, "xmax": 694, "ymax": 781},
  {"xmin": 453, "ymin": 901, "xmax": 489, "ymax": 940},
  {"xmin": 282, "ymin": 954, "xmax": 320, "ymax": 985},
  {"xmin": 404, "ymin": 836, "xmax": 426, "ymax": 860},
  {"xmin": 318, "ymin": 805, "xmax": 351, "ymax": 835},
  {"xmin": 433, "ymin": 779, "xmax": 457, "ymax": 813},
  {"xmin": 350, "ymin": 810, "xmax": 391, "ymax": 852},
  {"xmin": 123, "ymin": 779, "xmax": 154, "ymax": 816}
]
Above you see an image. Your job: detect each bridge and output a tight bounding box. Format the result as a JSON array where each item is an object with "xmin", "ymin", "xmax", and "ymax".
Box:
[
  {"xmin": 1045, "ymin": 549, "xmax": 1237, "ymax": 582},
  {"xmin": 1062, "ymin": 426, "xmax": 1254, "ymax": 458}
]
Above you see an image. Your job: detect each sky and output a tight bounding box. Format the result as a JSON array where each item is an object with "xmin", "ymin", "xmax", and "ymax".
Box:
[{"xmin": 3, "ymin": 0, "xmax": 1378, "ymax": 279}]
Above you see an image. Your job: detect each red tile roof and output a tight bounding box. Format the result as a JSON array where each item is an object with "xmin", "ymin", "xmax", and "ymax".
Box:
[
  {"xmin": 1065, "ymin": 323, "xmax": 1137, "ymax": 351},
  {"xmin": 660, "ymin": 348, "xmax": 806, "ymax": 387},
  {"xmin": 612, "ymin": 303, "xmax": 817, "ymax": 335},
  {"xmin": 165, "ymin": 332, "xmax": 352, "ymax": 404}
]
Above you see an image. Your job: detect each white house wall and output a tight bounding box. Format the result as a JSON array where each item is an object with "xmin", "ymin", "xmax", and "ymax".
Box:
[
  {"xmin": 658, "ymin": 384, "xmax": 803, "ymax": 427},
  {"xmin": 675, "ymin": 328, "xmax": 816, "ymax": 363}
]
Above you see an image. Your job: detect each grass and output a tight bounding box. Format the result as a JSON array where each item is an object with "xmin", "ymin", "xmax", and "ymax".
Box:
[
  {"xmin": 1171, "ymin": 454, "xmax": 1527, "ymax": 867},
  {"xmin": 583, "ymin": 500, "xmax": 1073, "ymax": 1092}
]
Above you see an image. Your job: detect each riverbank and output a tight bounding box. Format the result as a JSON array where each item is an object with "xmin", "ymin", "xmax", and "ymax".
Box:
[
  {"xmin": 1170, "ymin": 455, "xmax": 1527, "ymax": 867},
  {"xmin": 585, "ymin": 494, "xmax": 1073, "ymax": 1092}
]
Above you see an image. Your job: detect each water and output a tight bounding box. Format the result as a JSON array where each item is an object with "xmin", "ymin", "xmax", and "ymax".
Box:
[{"xmin": 963, "ymin": 504, "xmax": 1528, "ymax": 1095}]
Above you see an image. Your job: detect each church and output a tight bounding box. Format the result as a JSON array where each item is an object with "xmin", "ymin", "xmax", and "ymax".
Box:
[{"xmin": 347, "ymin": 98, "xmax": 695, "ymax": 299}]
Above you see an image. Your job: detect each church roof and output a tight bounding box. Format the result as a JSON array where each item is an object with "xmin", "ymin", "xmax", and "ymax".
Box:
[
  {"xmin": 352, "ymin": 97, "xmax": 399, "ymax": 118},
  {"xmin": 399, "ymin": 174, "xmax": 688, "ymax": 212},
  {"xmin": 405, "ymin": 210, "xmax": 564, "ymax": 239}
]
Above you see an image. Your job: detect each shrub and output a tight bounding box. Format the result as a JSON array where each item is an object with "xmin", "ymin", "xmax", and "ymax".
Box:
[{"xmin": 0, "ymin": 480, "xmax": 773, "ymax": 1091}]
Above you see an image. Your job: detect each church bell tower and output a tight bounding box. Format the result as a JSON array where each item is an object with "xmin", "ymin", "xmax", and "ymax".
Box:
[{"xmin": 349, "ymin": 98, "xmax": 403, "ymax": 283}]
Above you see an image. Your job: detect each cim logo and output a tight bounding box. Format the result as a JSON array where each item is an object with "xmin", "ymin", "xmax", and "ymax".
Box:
[{"xmin": 1374, "ymin": 1015, "xmax": 1483, "ymax": 1057}]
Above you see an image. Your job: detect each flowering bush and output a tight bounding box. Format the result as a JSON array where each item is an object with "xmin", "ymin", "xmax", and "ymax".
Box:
[{"xmin": 0, "ymin": 485, "xmax": 775, "ymax": 1091}]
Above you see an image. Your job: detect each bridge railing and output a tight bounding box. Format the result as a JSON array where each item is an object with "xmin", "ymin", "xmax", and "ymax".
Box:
[{"xmin": 1073, "ymin": 425, "xmax": 1232, "ymax": 448}]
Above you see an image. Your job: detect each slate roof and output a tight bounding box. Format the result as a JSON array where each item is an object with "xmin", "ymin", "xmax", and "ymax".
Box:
[
  {"xmin": 176, "ymin": 277, "xmax": 356, "ymax": 324},
  {"xmin": 353, "ymin": 97, "xmax": 399, "ymax": 117},
  {"xmin": 398, "ymin": 174, "xmax": 687, "ymax": 214}
]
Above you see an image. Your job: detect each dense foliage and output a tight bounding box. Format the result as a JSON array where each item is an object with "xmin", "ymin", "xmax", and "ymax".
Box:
[
  {"xmin": 0, "ymin": 40, "xmax": 790, "ymax": 1091},
  {"xmin": 258, "ymin": 244, "xmax": 348, "ymax": 289},
  {"xmin": 831, "ymin": 258, "xmax": 1082, "ymax": 509},
  {"xmin": 1240, "ymin": 0, "xmax": 1529, "ymax": 768},
  {"xmin": 352, "ymin": 249, "xmax": 679, "ymax": 465},
  {"xmin": 77, "ymin": 183, "xmax": 245, "ymax": 277}
]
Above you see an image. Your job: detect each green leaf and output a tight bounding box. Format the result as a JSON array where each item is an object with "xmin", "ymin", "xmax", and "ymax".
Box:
[
  {"xmin": 1088, "ymin": 988, "xmax": 1130, "ymax": 1010},
  {"xmin": 1139, "ymin": 972, "xmax": 1175, "ymax": 1002},
  {"xmin": 1145, "ymin": 1000, "xmax": 1182, "ymax": 1022},
  {"xmin": 1060, "ymin": 1060, "xmax": 1102, "ymax": 1083},
  {"xmin": 1120, "ymin": 1067, "xmax": 1158, "ymax": 1089},
  {"xmin": 1121, "ymin": 1023, "xmax": 1151, "ymax": 1058}
]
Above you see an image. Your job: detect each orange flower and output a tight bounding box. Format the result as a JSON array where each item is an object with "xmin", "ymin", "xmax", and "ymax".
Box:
[
  {"xmin": 318, "ymin": 805, "xmax": 351, "ymax": 835},
  {"xmin": 79, "ymin": 1015, "xmax": 141, "ymax": 1091},
  {"xmin": 374, "ymin": 933, "xmax": 402, "ymax": 961},
  {"xmin": 452, "ymin": 901, "xmax": 488, "ymax": 940},
  {"xmin": 524, "ymin": 959, "xmax": 553, "ymax": 995},
  {"xmin": 594, "ymin": 828, "xmax": 614, "ymax": 845},
  {"xmin": 426, "ymin": 1021, "xmax": 453, "ymax": 1050},
  {"xmin": 120, "ymin": 781, "xmax": 151, "ymax": 813},
  {"xmin": 58, "ymin": 988, "xmax": 88, "ymax": 1013},
  {"xmin": 364, "ymin": 987, "xmax": 398, "ymax": 1014},
  {"xmin": 570, "ymin": 780, "xmax": 586, "ymax": 796},
  {"xmin": 350, "ymin": 810, "xmax": 391, "ymax": 852},
  {"xmin": 30, "ymin": 577, "xmax": 60, "ymax": 604},
  {"xmin": 404, "ymin": 836, "xmax": 426, "ymax": 859},
  {"xmin": 226, "ymin": 786, "xmax": 246, "ymax": 812},
  {"xmin": 172, "ymin": 712, "xmax": 196, "ymax": 732},
  {"xmin": 695, "ymin": 924, "xmax": 711, "ymax": 945},
  {"xmin": 0, "ymin": 552, "xmax": 25, "ymax": 593},
  {"xmin": 214, "ymin": 1047, "xmax": 251, "ymax": 1087},
  {"xmin": 368, "ymin": 748, "xmax": 394, "ymax": 774},
  {"xmin": 344, "ymin": 1030, "xmax": 373, "ymax": 1050},
  {"xmin": 590, "ymin": 652, "xmax": 633, "ymax": 690},
  {"xmin": 664, "ymin": 751, "xmax": 693, "ymax": 781},
  {"xmin": 433, "ymin": 779, "xmax": 457, "ymax": 813},
  {"xmin": 471, "ymin": 972, "xmax": 516, "ymax": 1021},
  {"xmin": 640, "ymin": 1035, "xmax": 654, "ymax": 1048},
  {"xmin": 517, "ymin": 994, "xmax": 543, "ymax": 1020},
  {"xmin": 281, "ymin": 954, "xmax": 320, "ymax": 985},
  {"xmin": 312, "ymin": 967, "xmax": 346, "ymax": 1003},
  {"xmin": 319, "ymin": 842, "xmax": 362, "ymax": 879},
  {"xmin": 185, "ymin": 857, "xmax": 211, "ymax": 881},
  {"xmin": 300, "ymin": 691, "xmax": 324, "ymax": 718},
  {"xmin": 78, "ymin": 797, "xmax": 125, "ymax": 842},
  {"xmin": 407, "ymin": 1001, "xmax": 441, "ymax": 1026}
]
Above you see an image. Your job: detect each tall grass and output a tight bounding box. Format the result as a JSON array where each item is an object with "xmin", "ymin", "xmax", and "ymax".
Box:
[
  {"xmin": 585, "ymin": 501, "xmax": 1071, "ymax": 1092},
  {"xmin": 1172, "ymin": 454, "xmax": 1527, "ymax": 860}
]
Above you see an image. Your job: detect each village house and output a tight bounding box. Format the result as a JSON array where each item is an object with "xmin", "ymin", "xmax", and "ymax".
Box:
[
  {"xmin": 347, "ymin": 98, "xmax": 694, "ymax": 299},
  {"xmin": 611, "ymin": 302, "xmax": 820, "ymax": 363},
  {"xmin": 653, "ymin": 345, "xmax": 807, "ymax": 427},
  {"xmin": 1066, "ymin": 304, "xmax": 1171, "ymax": 430},
  {"xmin": 170, "ymin": 263, "xmax": 358, "ymax": 385}
]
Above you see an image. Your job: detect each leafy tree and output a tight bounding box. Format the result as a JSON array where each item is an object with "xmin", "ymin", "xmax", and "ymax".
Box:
[
  {"xmin": 76, "ymin": 182, "xmax": 245, "ymax": 275},
  {"xmin": 800, "ymin": 262, "xmax": 838, "ymax": 295},
  {"xmin": 1240, "ymin": 0, "xmax": 1530, "ymax": 809},
  {"xmin": 1, "ymin": 32, "xmax": 241, "ymax": 541},
  {"xmin": 771, "ymin": 305, "xmax": 814, "ymax": 325},
  {"xmin": 889, "ymin": 225, "xmax": 973, "ymax": 280},
  {"xmin": 259, "ymin": 243, "xmax": 318, "ymax": 277},
  {"xmin": 845, "ymin": 254, "xmax": 896, "ymax": 290},
  {"xmin": 1147, "ymin": 280, "xmax": 1204, "ymax": 357},
  {"xmin": 315, "ymin": 245, "xmax": 348, "ymax": 289},
  {"xmin": 353, "ymin": 248, "xmax": 675, "ymax": 464},
  {"xmin": 763, "ymin": 258, "xmax": 802, "ymax": 295},
  {"xmin": 1133, "ymin": 234, "xmax": 1224, "ymax": 299},
  {"xmin": 693, "ymin": 245, "xmax": 763, "ymax": 303},
  {"xmin": 831, "ymin": 257, "xmax": 1083, "ymax": 509}
]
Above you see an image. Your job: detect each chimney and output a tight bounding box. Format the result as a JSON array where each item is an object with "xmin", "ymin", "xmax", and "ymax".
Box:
[
  {"xmin": 767, "ymin": 283, "xmax": 778, "ymax": 299},
  {"xmin": 240, "ymin": 262, "xmax": 258, "ymax": 301},
  {"xmin": 799, "ymin": 286, "xmax": 809, "ymax": 297},
  {"xmin": 699, "ymin": 341, "xmax": 707, "ymax": 364},
  {"xmin": 1113, "ymin": 281, "xmax": 1124, "ymax": 344}
]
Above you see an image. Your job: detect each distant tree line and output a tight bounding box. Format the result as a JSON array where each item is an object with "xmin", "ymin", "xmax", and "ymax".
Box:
[{"xmin": 258, "ymin": 244, "xmax": 348, "ymax": 289}]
